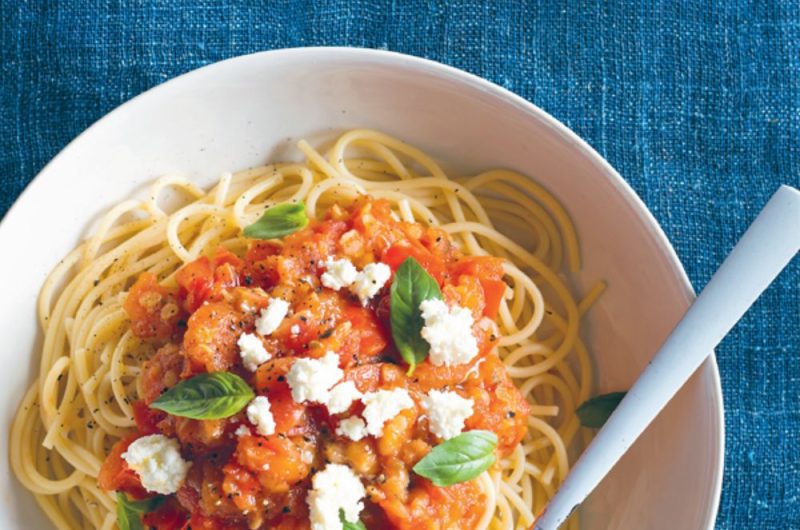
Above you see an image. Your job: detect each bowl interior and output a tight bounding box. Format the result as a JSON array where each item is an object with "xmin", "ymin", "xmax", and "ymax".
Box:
[{"xmin": 0, "ymin": 48, "xmax": 722, "ymax": 529}]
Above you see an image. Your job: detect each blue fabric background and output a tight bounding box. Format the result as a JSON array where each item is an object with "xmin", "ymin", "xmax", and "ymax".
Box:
[{"xmin": 1, "ymin": 1, "xmax": 797, "ymax": 528}]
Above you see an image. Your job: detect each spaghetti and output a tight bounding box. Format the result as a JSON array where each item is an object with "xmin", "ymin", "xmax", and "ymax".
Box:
[{"xmin": 11, "ymin": 129, "xmax": 600, "ymax": 530}]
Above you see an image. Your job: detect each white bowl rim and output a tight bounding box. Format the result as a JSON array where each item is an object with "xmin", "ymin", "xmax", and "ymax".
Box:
[{"xmin": 0, "ymin": 46, "xmax": 724, "ymax": 528}]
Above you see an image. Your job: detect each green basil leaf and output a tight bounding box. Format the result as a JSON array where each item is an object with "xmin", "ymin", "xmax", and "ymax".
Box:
[
  {"xmin": 412, "ymin": 430, "xmax": 497, "ymax": 486},
  {"xmin": 151, "ymin": 372, "xmax": 254, "ymax": 419},
  {"xmin": 390, "ymin": 256, "xmax": 442, "ymax": 375},
  {"xmin": 576, "ymin": 391, "xmax": 626, "ymax": 428},
  {"xmin": 243, "ymin": 201, "xmax": 308, "ymax": 240},
  {"xmin": 340, "ymin": 509, "xmax": 367, "ymax": 530},
  {"xmin": 116, "ymin": 493, "xmax": 165, "ymax": 530}
]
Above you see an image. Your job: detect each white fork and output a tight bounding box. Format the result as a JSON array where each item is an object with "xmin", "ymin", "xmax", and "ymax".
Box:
[{"xmin": 533, "ymin": 185, "xmax": 800, "ymax": 530}]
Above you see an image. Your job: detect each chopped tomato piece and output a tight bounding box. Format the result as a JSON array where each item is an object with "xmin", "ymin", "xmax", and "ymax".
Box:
[
  {"xmin": 210, "ymin": 249, "xmax": 242, "ymax": 295},
  {"xmin": 98, "ymin": 435, "xmax": 147, "ymax": 498},
  {"xmin": 221, "ymin": 463, "xmax": 261, "ymax": 513},
  {"xmin": 343, "ymin": 363, "xmax": 406, "ymax": 393},
  {"xmin": 175, "ymin": 250, "xmax": 244, "ymax": 313},
  {"xmin": 245, "ymin": 240, "xmax": 282, "ymax": 263},
  {"xmin": 269, "ymin": 387, "xmax": 310, "ymax": 435},
  {"xmin": 449, "ymin": 255, "xmax": 505, "ymax": 279},
  {"xmin": 443, "ymin": 275, "xmax": 485, "ymax": 318},
  {"xmin": 465, "ymin": 356, "xmax": 531, "ymax": 456},
  {"xmin": 140, "ymin": 343, "xmax": 185, "ymax": 404},
  {"xmin": 449, "ymin": 256, "xmax": 506, "ymax": 318},
  {"xmin": 254, "ymin": 255, "xmax": 289, "ymax": 289},
  {"xmin": 183, "ymin": 302, "xmax": 244, "ymax": 373},
  {"xmin": 380, "ymin": 478, "xmax": 485, "ymax": 530},
  {"xmin": 131, "ymin": 400, "xmax": 166, "ymax": 435},
  {"xmin": 480, "ymin": 278, "xmax": 506, "ymax": 318},
  {"xmin": 234, "ymin": 435, "xmax": 313, "ymax": 494},
  {"xmin": 213, "ymin": 262, "xmax": 239, "ymax": 291},
  {"xmin": 243, "ymin": 241, "xmax": 282, "ymax": 288},
  {"xmin": 336, "ymin": 304, "xmax": 388, "ymax": 367},
  {"xmin": 253, "ymin": 356, "xmax": 314, "ymax": 436},
  {"xmin": 175, "ymin": 256, "xmax": 214, "ymax": 313},
  {"xmin": 212, "ymin": 247, "xmax": 243, "ymax": 270},
  {"xmin": 412, "ymin": 357, "xmax": 481, "ymax": 390},
  {"xmin": 124, "ymin": 272, "xmax": 184, "ymax": 341},
  {"xmin": 174, "ymin": 417, "xmax": 228, "ymax": 453},
  {"xmin": 254, "ymin": 358, "xmax": 295, "ymax": 393},
  {"xmin": 382, "ymin": 243, "xmax": 448, "ymax": 285},
  {"xmin": 343, "ymin": 364, "xmax": 382, "ymax": 393}
]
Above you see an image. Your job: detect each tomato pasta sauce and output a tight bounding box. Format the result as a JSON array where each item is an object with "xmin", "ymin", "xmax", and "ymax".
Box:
[{"xmin": 99, "ymin": 198, "xmax": 531, "ymax": 530}]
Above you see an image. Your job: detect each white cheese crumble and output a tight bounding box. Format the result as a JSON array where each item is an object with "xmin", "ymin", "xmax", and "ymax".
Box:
[
  {"xmin": 121, "ymin": 434, "xmax": 190, "ymax": 495},
  {"xmin": 325, "ymin": 381, "xmax": 362, "ymax": 415},
  {"xmin": 321, "ymin": 257, "xmax": 358, "ymax": 291},
  {"xmin": 255, "ymin": 298, "xmax": 290, "ymax": 336},
  {"xmin": 235, "ymin": 425, "xmax": 251, "ymax": 437},
  {"xmin": 421, "ymin": 390, "xmax": 474, "ymax": 440},
  {"xmin": 419, "ymin": 298, "xmax": 479, "ymax": 366},
  {"xmin": 237, "ymin": 332, "xmax": 270, "ymax": 372},
  {"xmin": 246, "ymin": 396, "xmax": 276, "ymax": 436},
  {"xmin": 307, "ymin": 463, "xmax": 365, "ymax": 530},
  {"xmin": 286, "ymin": 351, "xmax": 344, "ymax": 403},
  {"xmin": 290, "ymin": 324, "xmax": 301, "ymax": 336},
  {"xmin": 362, "ymin": 388, "xmax": 414, "ymax": 437},
  {"xmin": 336, "ymin": 417, "xmax": 368, "ymax": 441},
  {"xmin": 350, "ymin": 262, "xmax": 391, "ymax": 305}
]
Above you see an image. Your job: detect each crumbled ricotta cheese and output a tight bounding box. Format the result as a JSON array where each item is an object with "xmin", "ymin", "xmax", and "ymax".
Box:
[
  {"xmin": 237, "ymin": 332, "xmax": 270, "ymax": 372},
  {"xmin": 325, "ymin": 381, "xmax": 362, "ymax": 415},
  {"xmin": 121, "ymin": 434, "xmax": 190, "ymax": 495},
  {"xmin": 255, "ymin": 298, "xmax": 290, "ymax": 336},
  {"xmin": 419, "ymin": 299, "xmax": 478, "ymax": 366},
  {"xmin": 307, "ymin": 463, "xmax": 365, "ymax": 530},
  {"xmin": 286, "ymin": 351, "xmax": 344, "ymax": 403},
  {"xmin": 246, "ymin": 396, "xmax": 276, "ymax": 436},
  {"xmin": 362, "ymin": 388, "xmax": 414, "ymax": 437},
  {"xmin": 235, "ymin": 425, "xmax": 251, "ymax": 437},
  {"xmin": 290, "ymin": 324, "xmax": 301, "ymax": 336},
  {"xmin": 421, "ymin": 390, "xmax": 474, "ymax": 440},
  {"xmin": 350, "ymin": 262, "xmax": 391, "ymax": 305},
  {"xmin": 335, "ymin": 417, "xmax": 368, "ymax": 442},
  {"xmin": 321, "ymin": 257, "xmax": 358, "ymax": 291}
]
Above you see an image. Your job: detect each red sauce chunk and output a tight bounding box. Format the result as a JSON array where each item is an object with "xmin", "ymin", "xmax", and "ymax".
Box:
[{"xmin": 106, "ymin": 198, "xmax": 531, "ymax": 529}]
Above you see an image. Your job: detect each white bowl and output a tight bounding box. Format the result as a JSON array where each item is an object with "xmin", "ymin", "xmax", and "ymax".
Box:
[{"xmin": 0, "ymin": 48, "xmax": 723, "ymax": 529}]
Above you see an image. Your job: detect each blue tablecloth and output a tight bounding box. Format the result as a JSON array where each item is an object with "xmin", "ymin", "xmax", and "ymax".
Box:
[{"xmin": 1, "ymin": 1, "xmax": 797, "ymax": 528}]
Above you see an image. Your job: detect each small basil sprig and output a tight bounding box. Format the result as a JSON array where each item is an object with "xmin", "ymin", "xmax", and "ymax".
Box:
[
  {"xmin": 151, "ymin": 372, "xmax": 254, "ymax": 419},
  {"xmin": 413, "ymin": 430, "xmax": 497, "ymax": 486},
  {"xmin": 340, "ymin": 509, "xmax": 366, "ymax": 530},
  {"xmin": 243, "ymin": 201, "xmax": 308, "ymax": 240},
  {"xmin": 390, "ymin": 256, "xmax": 442, "ymax": 375},
  {"xmin": 576, "ymin": 391, "xmax": 626, "ymax": 428},
  {"xmin": 116, "ymin": 493, "xmax": 165, "ymax": 530}
]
